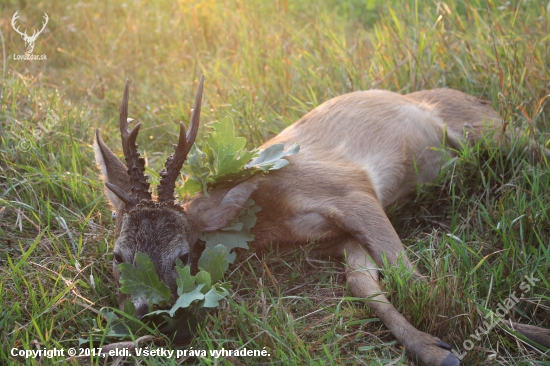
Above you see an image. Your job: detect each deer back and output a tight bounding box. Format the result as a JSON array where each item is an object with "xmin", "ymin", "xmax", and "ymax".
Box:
[{"xmin": 243, "ymin": 88, "xmax": 502, "ymax": 250}]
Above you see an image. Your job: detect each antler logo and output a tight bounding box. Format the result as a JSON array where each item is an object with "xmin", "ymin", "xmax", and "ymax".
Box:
[{"xmin": 11, "ymin": 11, "xmax": 49, "ymax": 54}]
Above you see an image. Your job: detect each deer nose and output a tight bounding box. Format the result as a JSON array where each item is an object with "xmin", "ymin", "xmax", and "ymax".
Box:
[
  {"xmin": 132, "ymin": 296, "xmax": 150, "ymax": 319},
  {"xmin": 135, "ymin": 303, "xmax": 149, "ymax": 319}
]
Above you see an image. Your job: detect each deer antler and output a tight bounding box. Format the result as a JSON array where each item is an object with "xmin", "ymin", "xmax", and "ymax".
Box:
[
  {"xmin": 157, "ymin": 75, "xmax": 204, "ymax": 203},
  {"xmin": 119, "ymin": 80, "xmax": 152, "ymax": 202},
  {"xmin": 11, "ymin": 11, "xmax": 27, "ymax": 37},
  {"xmin": 105, "ymin": 182, "xmax": 137, "ymax": 210}
]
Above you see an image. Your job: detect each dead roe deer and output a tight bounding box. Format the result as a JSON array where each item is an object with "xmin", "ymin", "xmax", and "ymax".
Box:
[{"xmin": 94, "ymin": 76, "xmax": 550, "ymax": 365}]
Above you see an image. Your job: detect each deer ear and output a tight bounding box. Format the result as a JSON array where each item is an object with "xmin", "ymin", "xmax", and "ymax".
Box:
[
  {"xmin": 185, "ymin": 180, "xmax": 259, "ymax": 232},
  {"xmin": 94, "ymin": 129, "xmax": 132, "ymax": 211}
]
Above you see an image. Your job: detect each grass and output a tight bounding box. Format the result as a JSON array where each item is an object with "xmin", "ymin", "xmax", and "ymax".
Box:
[{"xmin": 1, "ymin": 0, "xmax": 550, "ymax": 364}]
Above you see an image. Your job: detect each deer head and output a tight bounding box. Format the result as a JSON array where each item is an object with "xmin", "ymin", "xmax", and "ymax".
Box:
[
  {"xmin": 11, "ymin": 11, "xmax": 49, "ymax": 54},
  {"xmin": 94, "ymin": 76, "xmax": 258, "ymax": 316}
]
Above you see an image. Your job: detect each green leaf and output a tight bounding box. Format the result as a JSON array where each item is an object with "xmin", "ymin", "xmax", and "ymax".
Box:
[
  {"xmin": 180, "ymin": 116, "xmax": 263, "ymax": 197},
  {"xmin": 195, "ymin": 271, "xmax": 212, "ymax": 293},
  {"xmin": 197, "ymin": 244, "xmax": 230, "ymax": 283},
  {"xmin": 239, "ymin": 199, "xmax": 261, "ymax": 232},
  {"xmin": 177, "ymin": 177, "xmax": 202, "ymax": 198},
  {"xmin": 207, "ymin": 116, "xmax": 247, "ymax": 159},
  {"xmin": 200, "ymin": 231, "xmax": 251, "ymax": 263},
  {"xmin": 207, "ymin": 117, "xmax": 257, "ymax": 179},
  {"xmin": 118, "ymin": 252, "xmax": 171, "ymax": 305},
  {"xmin": 181, "ymin": 146, "xmax": 211, "ymax": 196},
  {"xmin": 123, "ymin": 300, "xmax": 136, "ymax": 317},
  {"xmin": 160, "ymin": 310, "xmax": 199, "ymax": 339},
  {"xmin": 168, "ymin": 284, "xmax": 205, "ymax": 316},
  {"xmin": 203, "ymin": 285, "xmax": 229, "ymax": 308},
  {"xmin": 175, "ymin": 263, "xmax": 196, "ymax": 295},
  {"xmin": 179, "ymin": 116, "xmax": 299, "ymax": 199},
  {"xmin": 199, "ymin": 199, "xmax": 259, "ymax": 263},
  {"xmin": 100, "ymin": 309, "xmax": 133, "ymax": 336},
  {"xmin": 245, "ymin": 143, "xmax": 300, "ymax": 172}
]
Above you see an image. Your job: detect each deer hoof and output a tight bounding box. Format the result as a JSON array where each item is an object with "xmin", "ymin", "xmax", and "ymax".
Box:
[
  {"xmin": 436, "ymin": 339, "xmax": 452, "ymax": 350},
  {"xmin": 441, "ymin": 352, "xmax": 460, "ymax": 366},
  {"xmin": 414, "ymin": 336, "xmax": 459, "ymax": 366}
]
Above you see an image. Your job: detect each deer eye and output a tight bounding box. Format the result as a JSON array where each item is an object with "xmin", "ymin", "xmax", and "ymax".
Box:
[{"xmin": 113, "ymin": 252, "xmax": 123, "ymax": 264}]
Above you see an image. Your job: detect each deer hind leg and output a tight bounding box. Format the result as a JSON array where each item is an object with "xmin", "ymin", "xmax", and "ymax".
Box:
[
  {"xmin": 509, "ymin": 322, "xmax": 550, "ymax": 349},
  {"xmin": 343, "ymin": 238, "xmax": 460, "ymax": 366}
]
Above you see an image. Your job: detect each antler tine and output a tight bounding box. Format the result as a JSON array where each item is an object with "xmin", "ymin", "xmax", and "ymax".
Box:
[
  {"xmin": 105, "ymin": 182, "xmax": 137, "ymax": 211},
  {"xmin": 119, "ymin": 81, "xmax": 132, "ymax": 156},
  {"xmin": 185, "ymin": 74, "xmax": 204, "ymax": 155},
  {"xmin": 119, "ymin": 80, "xmax": 151, "ymax": 202},
  {"xmin": 157, "ymin": 75, "xmax": 204, "ymax": 202}
]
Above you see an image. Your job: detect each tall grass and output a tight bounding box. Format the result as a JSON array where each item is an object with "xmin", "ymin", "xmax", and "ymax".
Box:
[{"xmin": 1, "ymin": 0, "xmax": 549, "ymax": 364}]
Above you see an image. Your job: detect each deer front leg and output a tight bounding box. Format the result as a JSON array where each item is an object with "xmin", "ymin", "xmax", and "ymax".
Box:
[
  {"xmin": 343, "ymin": 239, "xmax": 459, "ymax": 366},
  {"xmin": 330, "ymin": 192, "xmax": 423, "ymax": 279}
]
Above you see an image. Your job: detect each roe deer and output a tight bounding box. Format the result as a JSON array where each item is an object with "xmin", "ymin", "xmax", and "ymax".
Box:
[{"xmin": 94, "ymin": 75, "xmax": 550, "ymax": 366}]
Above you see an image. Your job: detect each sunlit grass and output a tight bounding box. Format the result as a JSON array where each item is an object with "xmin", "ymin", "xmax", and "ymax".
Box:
[{"xmin": 1, "ymin": 0, "xmax": 549, "ymax": 364}]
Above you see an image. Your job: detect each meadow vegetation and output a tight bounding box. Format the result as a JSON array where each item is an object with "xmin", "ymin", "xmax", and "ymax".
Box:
[{"xmin": 1, "ymin": 0, "xmax": 549, "ymax": 364}]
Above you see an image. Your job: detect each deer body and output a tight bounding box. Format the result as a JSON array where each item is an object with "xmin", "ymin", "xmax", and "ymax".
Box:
[
  {"xmin": 95, "ymin": 79, "xmax": 550, "ymax": 366},
  {"xmin": 246, "ymin": 89, "xmax": 495, "ymax": 244}
]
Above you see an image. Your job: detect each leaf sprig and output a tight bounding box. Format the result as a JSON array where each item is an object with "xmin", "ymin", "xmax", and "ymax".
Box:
[
  {"xmin": 119, "ymin": 244, "xmax": 231, "ymax": 317},
  {"xmin": 199, "ymin": 198, "xmax": 260, "ymax": 263},
  {"xmin": 177, "ymin": 116, "xmax": 299, "ymax": 197},
  {"xmin": 118, "ymin": 252, "xmax": 171, "ymax": 304}
]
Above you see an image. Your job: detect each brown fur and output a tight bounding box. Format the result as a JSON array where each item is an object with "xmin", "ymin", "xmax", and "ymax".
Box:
[{"xmin": 95, "ymin": 87, "xmax": 550, "ymax": 366}]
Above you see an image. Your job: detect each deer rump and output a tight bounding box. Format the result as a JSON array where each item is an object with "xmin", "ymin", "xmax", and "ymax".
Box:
[{"xmin": 94, "ymin": 78, "xmax": 550, "ymax": 366}]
